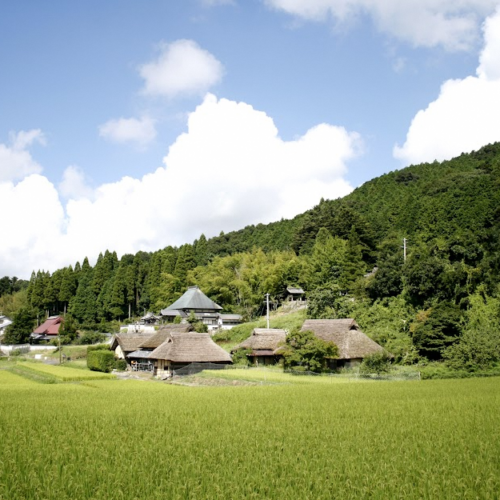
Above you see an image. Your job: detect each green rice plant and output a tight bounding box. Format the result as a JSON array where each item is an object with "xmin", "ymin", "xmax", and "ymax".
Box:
[
  {"xmin": 0, "ymin": 369, "xmax": 38, "ymax": 386},
  {"xmin": 17, "ymin": 361, "xmax": 115, "ymax": 381},
  {"xmin": 0, "ymin": 376, "xmax": 499, "ymax": 499},
  {"xmin": 201, "ymin": 367, "xmax": 366, "ymax": 384}
]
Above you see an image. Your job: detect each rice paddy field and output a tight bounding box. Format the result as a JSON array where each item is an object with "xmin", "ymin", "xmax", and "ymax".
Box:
[{"xmin": 0, "ymin": 365, "xmax": 499, "ymax": 500}]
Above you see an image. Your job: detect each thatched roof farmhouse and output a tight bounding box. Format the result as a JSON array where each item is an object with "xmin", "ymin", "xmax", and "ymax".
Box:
[
  {"xmin": 234, "ymin": 328, "xmax": 287, "ymax": 366},
  {"xmin": 111, "ymin": 333, "xmax": 155, "ymax": 359},
  {"xmin": 301, "ymin": 319, "xmax": 386, "ymax": 368},
  {"xmin": 148, "ymin": 332, "xmax": 232, "ymax": 377}
]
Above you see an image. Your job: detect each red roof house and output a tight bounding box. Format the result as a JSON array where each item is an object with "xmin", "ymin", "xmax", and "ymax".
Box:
[{"xmin": 31, "ymin": 316, "xmax": 63, "ymax": 341}]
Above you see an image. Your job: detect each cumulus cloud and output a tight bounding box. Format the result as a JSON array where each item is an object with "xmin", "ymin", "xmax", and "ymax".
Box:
[
  {"xmin": 99, "ymin": 116, "xmax": 157, "ymax": 147},
  {"xmin": 58, "ymin": 165, "xmax": 94, "ymax": 200},
  {"xmin": 265, "ymin": 0, "xmax": 498, "ymax": 51},
  {"xmin": 394, "ymin": 7, "xmax": 500, "ymax": 165},
  {"xmin": 0, "ymin": 129, "xmax": 45, "ymax": 182},
  {"xmin": 0, "ymin": 95, "xmax": 360, "ymax": 278},
  {"xmin": 139, "ymin": 39, "xmax": 224, "ymax": 98},
  {"xmin": 0, "ymin": 175, "xmax": 67, "ymax": 277}
]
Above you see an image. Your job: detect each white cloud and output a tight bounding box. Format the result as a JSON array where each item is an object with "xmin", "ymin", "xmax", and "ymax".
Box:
[
  {"xmin": 99, "ymin": 116, "xmax": 157, "ymax": 147},
  {"xmin": 0, "ymin": 95, "xmax": 360, "ymax": 278},
  {"xmin": 58, "ymin": 165, "xmax": 93, "ymax": 200},
  {"xmin": 0, "ymin": 129, "xmax": 45, "ymax": 182},
  {"xmin": 394, "ymin": 7, "xmax": 500, "ymax": 165},
  {"xmin": 139, "ymin": 39, "xmax": 224, "ymax": 98},
  {"xmin": 265, "ymin": 0, "xmax": 498, "ymax": 51},
  {"xmin": 0, "ymin": 175, "xmax": 67, "ymax": 277}
]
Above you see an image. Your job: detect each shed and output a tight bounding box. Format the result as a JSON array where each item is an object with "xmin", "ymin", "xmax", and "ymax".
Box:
[
  {"xmin": 234, "ymin": 328, "xmax": 287, "ymax": 366},
  {"xmin": 301, "ymin": 319, "xmax": 386, "ymax": 368},
  {"xmin": 286, "ymin": 287, "xmax": 305, "ymax": 301}
]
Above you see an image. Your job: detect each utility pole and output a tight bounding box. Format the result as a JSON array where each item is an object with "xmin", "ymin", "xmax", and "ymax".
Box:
[
  {"xmin": 266, "ymin": 293, "xmax": 270, "ymax": 329},
  {"xmin": 403, "ymin": 238, "xmax": 407, "ymax": 262},
  {"xmin": 58, "ymin": 333, "xmax": 62, "ymax": 365}
]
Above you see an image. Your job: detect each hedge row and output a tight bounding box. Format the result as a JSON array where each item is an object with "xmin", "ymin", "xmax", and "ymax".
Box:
[{"xmin": 87, "ymin": 350, "xmax": 116, "ymax": 373}]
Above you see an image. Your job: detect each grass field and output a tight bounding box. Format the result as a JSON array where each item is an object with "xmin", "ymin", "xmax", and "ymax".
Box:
[{"xmin": 0, "ymin": 374, "xmax": 499, "ymax": 499}]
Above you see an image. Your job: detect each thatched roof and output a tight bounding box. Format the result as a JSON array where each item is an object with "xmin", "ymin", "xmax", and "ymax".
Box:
[
  {"xmin": 148, "ymin": 332, "xmax": 232, "ymax": 363},
  {"xmin": 111, "ymin": 333, "xmax": 155, "ymax": 353},
  {"xmin": 235, "ymin": 328, "xmax": 287, "ymax": 354},
  {"xmin": 301, "ymin": 319, "xmax": 385, "ymax": 360},
  {"xmin": 138, "ymin": 324, "xmax": 192, "ymax": 349},
  {"xmin": 161, "ymin": 286, "xmax": 222, "ymax": 313}
]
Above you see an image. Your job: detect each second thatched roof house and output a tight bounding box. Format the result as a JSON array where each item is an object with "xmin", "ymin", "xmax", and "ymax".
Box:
[
  {"xmin": 301, "ymin": 319, "xmax": 386, "ymax": 368},
  {"xmin": 233, "ymin": 328, "xmax": 287, "ymax": 366}
]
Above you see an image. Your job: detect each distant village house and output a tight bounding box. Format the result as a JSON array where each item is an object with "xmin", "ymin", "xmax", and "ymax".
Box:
[
  {"xmin": 30, "ymin": 316, "xmax": 63, "ymax": 343},
  {"xmin": 160, "ymin": 286, "xmax": 242, "ymax": 331}
]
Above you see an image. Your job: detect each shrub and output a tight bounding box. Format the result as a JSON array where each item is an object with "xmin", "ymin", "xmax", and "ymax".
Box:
[
  {"xmin": 114, "ymin": 359, "xmax": 127, "ymax": 371},
  {"xmin": 76, "ymin": 332, "xmax": 106, "ymax": 345},
  {"xmin": 192, "ymin": 321, "xmax": 208, "ymax": 333},
  {"xmin": 232, "ymin": 348, "xmax": 251, "ymax": 366},
  {"xmin": 359, "ymin": 351, "xmax": 392, "ymax": 374},
  {"xmin": 87, "ymin": 350, "xmax": 116, "ymax": 373},
  {"xmin": 281, "ymin": 329, "xmax": 338, "ymax": 373},
  {"xmin": 87, "ymin": 343, "xmax": 110, "ymax": 352}
]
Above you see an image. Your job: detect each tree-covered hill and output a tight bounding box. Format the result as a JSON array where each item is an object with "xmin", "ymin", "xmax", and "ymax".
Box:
[{"xmin": 2, "ymin": 142, "xmax": 500, "ymax": 370}]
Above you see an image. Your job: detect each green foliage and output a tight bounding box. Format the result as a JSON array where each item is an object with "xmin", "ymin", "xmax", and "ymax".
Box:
[
  {"xmin": 410, "ymin": 302, "xmax": 462, "ymax": 360},
  {"xmin": 0, "ymin": 276, "xmax": 28, "ymax": 298},
  {"xmin": 351, "ymin": 296, "xmax": 418, "ymax": 364},
  {"xmin": 192, "ymin": 321, "xmax": 208, "ymax": 333},
  {"xmin": 87, "ymin": 343, "xmax": 111, "ymax": 352},
  {"xmin": 87, "ymin": 350, "xmax": 116, "ymax": 373},
  {"xmin": 280, "ymin": 329, "xmax": 338, "ymax": 372},
  {"xmin": 359, "ymin": 351, "xmax": 392, "ymax": 374},
  {"xmin": 306, "ymin": 285, "xmax": 353, "ymax": 319},
  {"xmin": 231, "ymin": 348, "xmax": 252, "ymax": 366},
  {"xmin": 3, "ymin": 307, "xmax": 35, "ymax": 344},
  {"xmin": 114, "ymin": 359, "xmax": 127, "ymax": 371},
  {"xmin": 443, "ymin": 288, "xmax": 500, "ymax": 371},
  {"xmin": 76, "ymin": 332, "xmax": 107, "ymax": 345}
]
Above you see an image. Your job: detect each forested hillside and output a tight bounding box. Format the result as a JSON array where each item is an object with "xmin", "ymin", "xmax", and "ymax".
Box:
[{"xmin": 2, "ymin": 142, "xmax": 500, "ymax": 370}]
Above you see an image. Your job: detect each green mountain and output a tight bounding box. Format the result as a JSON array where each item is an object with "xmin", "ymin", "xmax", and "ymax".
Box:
[{"xmin": 4, "ymin": 142, "xmax": 500, "ymax": 368}]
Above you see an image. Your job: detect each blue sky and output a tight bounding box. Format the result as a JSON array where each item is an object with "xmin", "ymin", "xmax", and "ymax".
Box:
[{"xmin": 1, "ymin": 0, "xmax": 500, "ymax": 278}]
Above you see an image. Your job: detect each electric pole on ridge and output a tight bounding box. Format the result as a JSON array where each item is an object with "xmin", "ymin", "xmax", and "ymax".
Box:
[{"xmin": 266, "ymin": 293, "xmax": 270, "ymax": 329}]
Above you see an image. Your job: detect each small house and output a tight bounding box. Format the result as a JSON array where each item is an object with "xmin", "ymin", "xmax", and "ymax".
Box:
[
  {"xmin": 286, "ymin": 287, "xmax": 305, "ymax": 301},
  {"xmin": 31, "ymin": 316, "xmax": 63, "ymax": 342},
  {"xmin": 140, "ymin": 312, "xmax": 161, "ymax": 325},
  {"xmin": 301, "ymin": 319, "xmax": 386, "ymax": 368},
  {"xmin": 148, "ymin": 332, "xmax": 232, "ymax": 377},
  {"xmin": 234, "ymin": 328, "xmax": 287, "ymax": 366}
]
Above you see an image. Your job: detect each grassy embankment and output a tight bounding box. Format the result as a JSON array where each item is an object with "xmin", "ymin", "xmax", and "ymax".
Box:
[{"xmin": 0, "ymin": 373, "xmax": 499, "ymax": 499}]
